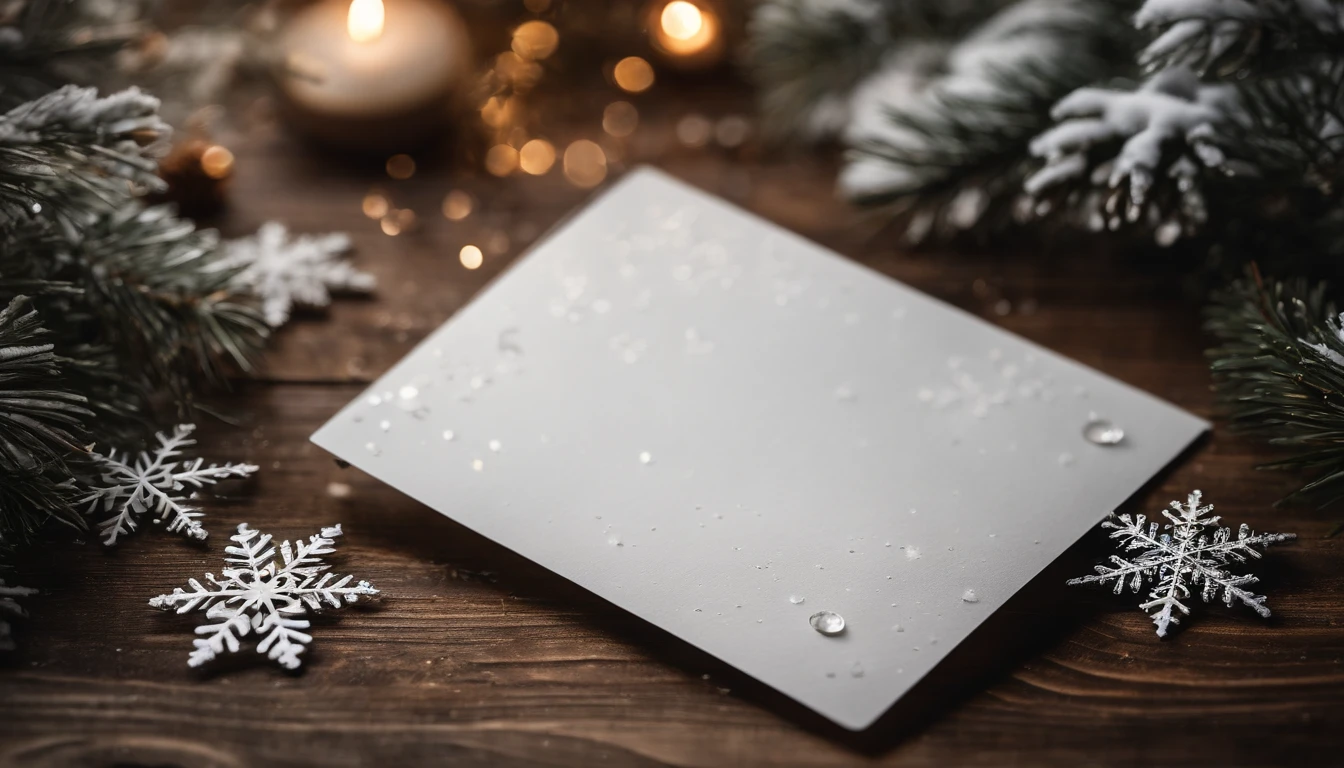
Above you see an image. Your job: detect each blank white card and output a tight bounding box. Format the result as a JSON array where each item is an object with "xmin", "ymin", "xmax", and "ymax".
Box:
[{"xmin": 313, "ymin": 167, "xmax": 1207, "ymax": 730}]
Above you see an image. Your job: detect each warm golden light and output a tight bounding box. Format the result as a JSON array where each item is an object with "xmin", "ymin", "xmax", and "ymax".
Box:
[
  {"xmin": 613, "ymin": 57, "xmax": 655, "ymax": 93},
  {"xmin": 563, "ymin": 140, "xmax": 607, "ymax": 188},
  {"xmin": 362, "ymin": 190, "xmax": 390, "ymax": 219},
  {"xmin": 199, "ymin": 145, "xmax": 234, "ymax": 179},
  {"xmin": 441, "ymin": 190, "xmax": 473, "ymax": 220},
  {"xmin": 385, "ymin": 153, "xmax": 416, "ymax": 180},
  {"xmin": 661, "ymin": 1, "xmax": 704, "ymax": 40},
  {"xmin": 459, "ymin": 244, "xmax": 484, "ymax": 269},
  {"xmin": 485, "ymin": 144, "xmax": 519, "ymax": 176},
  {"xmin": 651, "ymin": 0, "xmax": 720, "ymax": 62},
  {"xmin": 602, "ymin": 101, "xmax": 639, "ymax": 137},
  {"xmin": 347, "ymin": 0, "xmax": 385, "ymax": 43},
  {"xmin": 512, "ymin": 20, "xmax": 559, "ymax": 61},
  {"xmin": 519, "ymin": 139, "xmax": 556, "ymax": 175}
]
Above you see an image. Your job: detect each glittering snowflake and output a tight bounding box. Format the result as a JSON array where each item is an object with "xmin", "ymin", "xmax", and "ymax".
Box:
[
  {"xmin": 150, "ymin": 523, "xmax": 378, "ymax": 669},
  {"xmin": 82, "ymin": 424, "xmax": 257, "ymax": 545},
  {"xmin": 222, "ymin": 221, "xmax": 375, "ymax": 327},
  {"xmin": 1068, "ymin": 491, "xmax": 1294, "ymax": 637},
  {"xmin": 0, "ymin": 578, "xmax": 37, "ymax": 651}
]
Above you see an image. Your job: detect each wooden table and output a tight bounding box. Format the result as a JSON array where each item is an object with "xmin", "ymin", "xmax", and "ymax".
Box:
[{"xmin": 2, "ymin": 39, "xmax": 1342, "ymax": 768}]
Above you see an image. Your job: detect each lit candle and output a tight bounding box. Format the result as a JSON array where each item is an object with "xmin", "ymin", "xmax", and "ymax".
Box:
[
  {"xmin": 648, "ymin": 0, "xmax": 724, "ymax": 70},
  {"xmin": 276, "ymin": 0, "xmax": 473, "ymax": 150}
]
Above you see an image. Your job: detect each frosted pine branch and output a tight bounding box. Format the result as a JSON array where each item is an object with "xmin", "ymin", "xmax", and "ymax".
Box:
[
  {"xmin": 1069, "ymin": 491, "xmax": 1294, "ymax": 637},
  {"xmin": 1024, "ymin": 66, "xmax": 1245, "ymax": 245},
  {"xmin": 81, "ymin": 424, "xmax": 258, "ymax": 545},
  {"xmin": 150, "ymin": 523, "xmax": 378, "ymax": 669},
  {"xmin": 0, "ymin": 85, "xmax": 170, "ymax": 226},
  {"xmin": 840, "ymin": 0, "xmax": 1129, "ymax": 241},
  {"xmin": 219, "ymin": 222, "xmax": 374, "ymax": 328}
]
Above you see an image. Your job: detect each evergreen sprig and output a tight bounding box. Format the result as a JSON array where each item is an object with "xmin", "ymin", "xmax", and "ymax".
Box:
[{"xmin": 1205, "ymin": 266, "xmax": 1344, "ymax": 507}]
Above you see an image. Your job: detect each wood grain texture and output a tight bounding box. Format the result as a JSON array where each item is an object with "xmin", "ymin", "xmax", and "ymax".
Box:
[{"xmin": 3, "ymin": 26, "xmax": 1343, "ymax": 767}]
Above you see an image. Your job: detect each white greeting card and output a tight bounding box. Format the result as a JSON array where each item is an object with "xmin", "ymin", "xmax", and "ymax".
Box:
[{"xmin": 312, "ymin": 167, "xmax": 1207, "ymax": 730}]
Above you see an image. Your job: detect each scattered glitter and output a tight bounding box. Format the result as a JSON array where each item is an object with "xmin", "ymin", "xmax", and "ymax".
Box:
[
  {"xmin": 442, "ymin": 430, "xmax": 455, "ymax": 441},
  {"xmin": 472, "ymin": 458, "xmax": 484, "ymax": 472},
  {"xmin": 906, "ymin": 547, "xmax": 921, "ymax": 560},
  {"xmin": 489, "ymin": 439, "xmax": 502, "ymax": 452},
  {"xmin": 639, "ymin": 451, "xmax": 653, "ymax": 464}
]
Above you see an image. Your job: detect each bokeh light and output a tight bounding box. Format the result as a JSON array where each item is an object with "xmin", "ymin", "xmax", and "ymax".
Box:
[
  {"xmin": 485, "ymin": 144, "xmax": 519, "ymax": 176},
  {"xmin": 385, "ymin": 153, "xmax": 416, "ymax": 180},
  {"xmin": 602, "ymin": 101, "xmax": 639, "ymax": 137},
  {"xmin": 661, "ymin": 1, "xmax": 704, "ymax": 40},
  {"xmin": 613, "ymin": 57, "xmax": 655, "ymax": 93},
  {"xmin": 459, "ymin": 244, "xmax": 484, "ymax": 269},
  {"xmin": 563, "ymin": 140, "xmax": 607, "ymax": 188},
  {"xmin": 512, "ymin": 20, "xmax": 559, "ymax": 60},
  {"xmin": 519, "ymin": 139, "xmax": 556, "ymax": 175},
  {"xmin": 199, "ymin": 145, "xmax": 234, "ymax": 179},
  {"xmin": 441, "ymin": 190, "xmax": 473, "ymax": 221},
  {"xmin": 362, "ymin": 190, "xmax": 390, "ymax": 219}
]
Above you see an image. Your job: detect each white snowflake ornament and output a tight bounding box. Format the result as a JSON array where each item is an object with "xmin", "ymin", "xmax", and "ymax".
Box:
[
  {"xmin": 1068, "ymin": 491, "xmax": 1294, "ymax": 638},
  {"xmin": 82, "ymin": 424, "xmax": 258, "ymax": 545},
  {"xmin": 222, "ymin": 221, "xmax": 375, "ymax": 327},
  {"xmin": 150, "ymin": 523, "xmax": 378, "ymax": 669}
]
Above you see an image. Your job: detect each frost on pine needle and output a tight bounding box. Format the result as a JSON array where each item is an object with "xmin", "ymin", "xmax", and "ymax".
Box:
[
  {"xmin": 1024, "ymin": 66, "xmax": 1244, "ymax": 244},
  {"xmin": 1068, "ymin": 491, "xmax": 1294, "ymax": 638},
  {"xmin": 150, "ymin": 523, "xmax": 378, "ymax": 669},
  {"xmin": 220, "ymin": 222, "xmax": 375, "ymax": 328},
  {"xmin": 81, "ymin": 424, "xmax": 258, "ymax": 545},
  {"xmin": 0, "ymin": 578, "xmax": 38, "ymax": 651}
]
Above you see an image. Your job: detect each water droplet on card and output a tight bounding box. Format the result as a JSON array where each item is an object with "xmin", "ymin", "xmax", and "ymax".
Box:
[
  {"xmin": 850, "ymin": 662, "xmax": 865, "ymax": 678},
  {"xmin": 789, "ymin": 595, "xmax": 805, "ymax": 605},
  {"xmin": 905, "ymin": 547, "xmax": 921, "ymax": 560},
  {"xmin": 962, "ymin": 589, "xmax": 979, "ymax": 603},
  {"xmin": 809, "ymin": 611, "xmax": 845, "ymax": 636},
  {"xmin": 1083, "ymin": 419, "xmax": 1125, "ymax": 445}
]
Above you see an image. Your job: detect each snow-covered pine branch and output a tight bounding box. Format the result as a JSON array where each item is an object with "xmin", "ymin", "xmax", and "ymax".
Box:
[
  {"xmin": 0, "ymin": 85, "xmax": 170, "ymax": 228},
  {"xmin": 1023, "ymin": 66, "xmax": 1246, "ymax": 245},
  {"xmin": 839, "ymin": 0, "xmax": 1130, "ymax": 242},
  {"xmin": 1137, "ymin": 0, "xmax": 1344, "ymax": 75},
  {"xmin": 746, "ymin": 0, "xmax": 1014, "ymax": 143}
]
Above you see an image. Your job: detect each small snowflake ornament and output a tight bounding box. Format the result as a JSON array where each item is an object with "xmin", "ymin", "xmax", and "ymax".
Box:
[
  {"xmin": 82, "ymin": 424, "xmax": 258, "ymax": 545},
  {"xmin": 222, "ymin": 221, "xmax": 375, "ymax": 327},
  {"xmin": 1068, "ymin": 491, "xmax": 1294, "ymax": 638},
  {"xmin": 150, "ymin": 523, "xmax": 378, "ymax": 669}
]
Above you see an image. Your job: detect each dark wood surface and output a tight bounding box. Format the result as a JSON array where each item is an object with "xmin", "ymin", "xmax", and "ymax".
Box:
[{"xmin": 3, "ymin": 38, "xmax": 1343, "ymax": 768}]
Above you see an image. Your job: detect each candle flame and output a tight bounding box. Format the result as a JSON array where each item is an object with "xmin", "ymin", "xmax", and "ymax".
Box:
[
  {"xmin": 660, "ymin": 1, "xmax": 704, "ymax": 41},
  {"xmin": 348, "ymin": 0, "xmax": 385, "ymax": 42}
]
